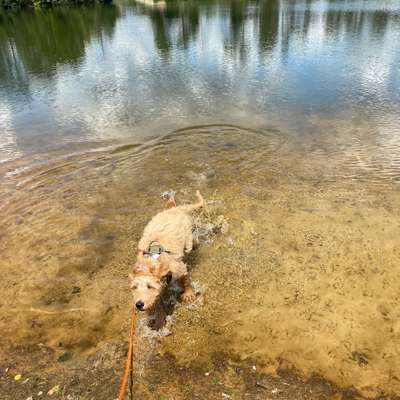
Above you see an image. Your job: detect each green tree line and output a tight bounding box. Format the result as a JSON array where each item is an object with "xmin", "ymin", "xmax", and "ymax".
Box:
[{"xmin": 1, "ymin": 0, "xmax": 111, "ymax": 9}]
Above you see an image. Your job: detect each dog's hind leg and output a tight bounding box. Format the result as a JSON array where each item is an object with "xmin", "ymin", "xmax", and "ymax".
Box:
[
  {"xmin": 167, "ymin": 197, "xmax": 177, "ymax": 208},
  {"xmin": 162, "ymin": 190, "xmax": 177, "ymax": 208}
]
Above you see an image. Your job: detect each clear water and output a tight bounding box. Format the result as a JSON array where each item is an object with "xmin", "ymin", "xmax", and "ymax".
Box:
[{"xmin": 1, "ymin": 1, "xmax": 400, "ymax": 398}]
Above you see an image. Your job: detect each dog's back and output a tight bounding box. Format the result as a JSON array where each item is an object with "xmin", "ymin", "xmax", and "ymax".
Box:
[{"xmin": 138, "ymin": 191, "xmax": 204, "ymax": 258}]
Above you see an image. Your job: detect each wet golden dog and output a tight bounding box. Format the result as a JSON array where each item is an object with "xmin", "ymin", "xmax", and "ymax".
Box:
[{"xmin": 130, "ymin": 191, "xmax": 205, "ymax": 312}]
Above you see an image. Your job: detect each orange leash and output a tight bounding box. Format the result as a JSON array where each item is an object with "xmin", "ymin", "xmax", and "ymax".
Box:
[{"xmin": 118, "ymin": 310, "xmax": 137, "ymax": 400}]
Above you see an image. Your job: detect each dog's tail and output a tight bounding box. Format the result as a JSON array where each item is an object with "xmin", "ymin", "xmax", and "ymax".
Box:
[
  {"xmin": 195, "ymin": 190, "xmax": 205, "ymax": 209},
  {"xmin": 179, "ymin": 190, "xmax": 205, "ymax": 213}
]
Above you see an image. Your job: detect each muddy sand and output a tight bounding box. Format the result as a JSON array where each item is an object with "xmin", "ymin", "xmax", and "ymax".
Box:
[{"xmin": 1, "ymin": 124, "xmax": 400, "ymax": 399}]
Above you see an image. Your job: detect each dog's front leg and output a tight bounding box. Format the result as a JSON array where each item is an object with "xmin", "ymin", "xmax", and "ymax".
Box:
[
  {"xmin": 181, "ymin": 274, "xmax": 196, "ymax": 303},
  {"xmin": 184, "ymin": 233, "xmax": 193, "ymax": 254}
]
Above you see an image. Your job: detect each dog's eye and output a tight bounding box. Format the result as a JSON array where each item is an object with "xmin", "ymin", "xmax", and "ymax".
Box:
[
  {"xmin": 132, "ymin": 284, "xmax": 138, "ymax": 290},
  {"xmin": 147, "ymin": 284, "xmax": 155, "ymax": 290}
]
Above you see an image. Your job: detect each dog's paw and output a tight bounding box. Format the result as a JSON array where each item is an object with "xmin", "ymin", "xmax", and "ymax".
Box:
[{"xmin": 181, "ymin": 289, "xmax": 196, "ymax": 303}]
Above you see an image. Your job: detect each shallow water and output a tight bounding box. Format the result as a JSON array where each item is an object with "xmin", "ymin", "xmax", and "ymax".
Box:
[{"xmin": 1, "ymin": 0, "xmax": 400, "ymax": 398}]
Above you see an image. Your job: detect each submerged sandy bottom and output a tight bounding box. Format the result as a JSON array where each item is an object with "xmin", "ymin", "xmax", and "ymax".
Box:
[{"xmin": 0, "ymin": 124, "xmax": 400, "ymax": 398}]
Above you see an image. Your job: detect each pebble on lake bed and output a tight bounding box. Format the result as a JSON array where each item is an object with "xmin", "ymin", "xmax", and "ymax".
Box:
[{"xmin": 47, "ymin": 385, "xmax": 60, "ymax": 396}]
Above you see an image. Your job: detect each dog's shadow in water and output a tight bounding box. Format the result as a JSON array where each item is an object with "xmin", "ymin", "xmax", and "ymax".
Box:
[{"xmin": 147, "ymin": 251, "xmax": 200, "ymax": 330}]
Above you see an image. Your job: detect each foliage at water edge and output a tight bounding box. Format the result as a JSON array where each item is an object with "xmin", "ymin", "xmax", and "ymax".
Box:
[{"xmin": 1, "ymin": 0, "xmax": 112, "ymax": 10}]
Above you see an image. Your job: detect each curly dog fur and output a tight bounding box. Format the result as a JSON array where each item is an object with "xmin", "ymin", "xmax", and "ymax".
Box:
[{"xmin": 130, "ymin": 191, "xmax": 205, "ymax": 311}]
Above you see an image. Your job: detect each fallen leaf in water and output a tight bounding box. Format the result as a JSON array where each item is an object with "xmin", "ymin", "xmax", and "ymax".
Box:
[{"xmin": 47, "ymin": 385, "xmax": 60, "ymax": 395}]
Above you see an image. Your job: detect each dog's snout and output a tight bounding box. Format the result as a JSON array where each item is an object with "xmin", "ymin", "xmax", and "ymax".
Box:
[{"xmin": 136, "ymin": 300, "xmax": 144, "ymax": 310}]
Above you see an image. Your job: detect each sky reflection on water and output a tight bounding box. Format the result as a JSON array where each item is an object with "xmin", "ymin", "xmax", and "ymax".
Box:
[{"xmin": 0, "ymin": 0, "xmax": 399, "ymax": 161}]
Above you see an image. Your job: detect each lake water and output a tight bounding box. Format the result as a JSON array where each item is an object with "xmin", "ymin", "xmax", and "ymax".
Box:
[
  {"xmin": 1, "ymin": 1, "xmax": 400, "ymax": 399},
  {"xmin": 1, "ymin": 0, "xmax": 399, "ymax": 162}
]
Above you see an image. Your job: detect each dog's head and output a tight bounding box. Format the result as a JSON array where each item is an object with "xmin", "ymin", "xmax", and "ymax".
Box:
[{"xmin": 129, "ymin": 257, "xmax": 172, "ymax": 311}]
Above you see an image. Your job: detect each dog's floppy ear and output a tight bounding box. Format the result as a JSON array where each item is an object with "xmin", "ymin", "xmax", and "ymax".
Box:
[
  {"xmin": 129, "ymin": 272, "xmax": 135, "ymax": 288},
  {"xmin": 153, "ymin": 258, "xmax": 170, "ymax": 280}
]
